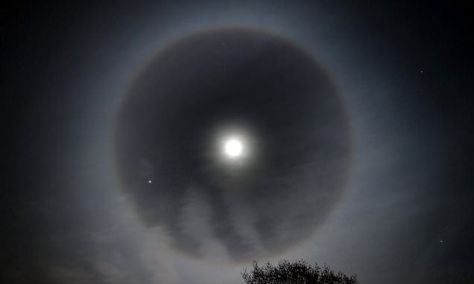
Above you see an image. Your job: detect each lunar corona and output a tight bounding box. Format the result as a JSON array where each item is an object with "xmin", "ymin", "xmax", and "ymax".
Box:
[{"xmin": 114, "ymin": 28, "xmax": 352, "ymax": 262}]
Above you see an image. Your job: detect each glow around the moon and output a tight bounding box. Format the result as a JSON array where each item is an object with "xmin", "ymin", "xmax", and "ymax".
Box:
[{"xmin": 114, "ymin": 29, "xmax": 352, "ymax": 261}]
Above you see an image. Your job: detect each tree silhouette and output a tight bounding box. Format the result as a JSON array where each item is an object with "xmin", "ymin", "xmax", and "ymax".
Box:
[{"xmin": 242, "ymin": 260, "xmax": 358, "ymax": 284}]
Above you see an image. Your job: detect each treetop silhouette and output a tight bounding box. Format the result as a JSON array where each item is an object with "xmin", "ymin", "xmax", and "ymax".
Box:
[{"xmin": 242, "ymin": 260, "xmax": 358, "ymax": 284}]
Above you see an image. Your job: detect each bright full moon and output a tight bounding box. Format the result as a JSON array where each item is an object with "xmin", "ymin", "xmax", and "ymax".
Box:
[
  {"xmin": 223, "ymin": 138, "xmax": 243, "ymax": 159},
  {"xmin": 217, "ymin": 130, "xmax": 252, "ymax": 164}
]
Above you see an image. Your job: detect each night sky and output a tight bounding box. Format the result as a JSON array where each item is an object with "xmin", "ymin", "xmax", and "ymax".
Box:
[{"xmin": 2, "ymin": 1, "xmax": 473, "ymax": 283}]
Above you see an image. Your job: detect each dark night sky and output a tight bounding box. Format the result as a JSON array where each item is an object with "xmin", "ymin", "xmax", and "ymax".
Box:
[{"xmin": 1, "ymin": 1, "xmax": 473, "ymax": 283}]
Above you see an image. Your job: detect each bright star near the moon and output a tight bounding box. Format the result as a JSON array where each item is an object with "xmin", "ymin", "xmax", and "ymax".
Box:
[{"xmin": 223, "ymin": 138, "xmax": 243, "ymax": 158}]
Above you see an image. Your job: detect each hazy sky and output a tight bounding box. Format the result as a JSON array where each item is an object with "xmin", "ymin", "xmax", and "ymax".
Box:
[{"xmin": 2, "ymin": 1, "xmax": 473, "ymax": 283}]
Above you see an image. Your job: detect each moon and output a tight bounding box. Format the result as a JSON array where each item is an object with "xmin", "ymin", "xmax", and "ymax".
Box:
[{"xmin": 223, "ymin": 137, "xmax": 244, "ymax": 159}]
